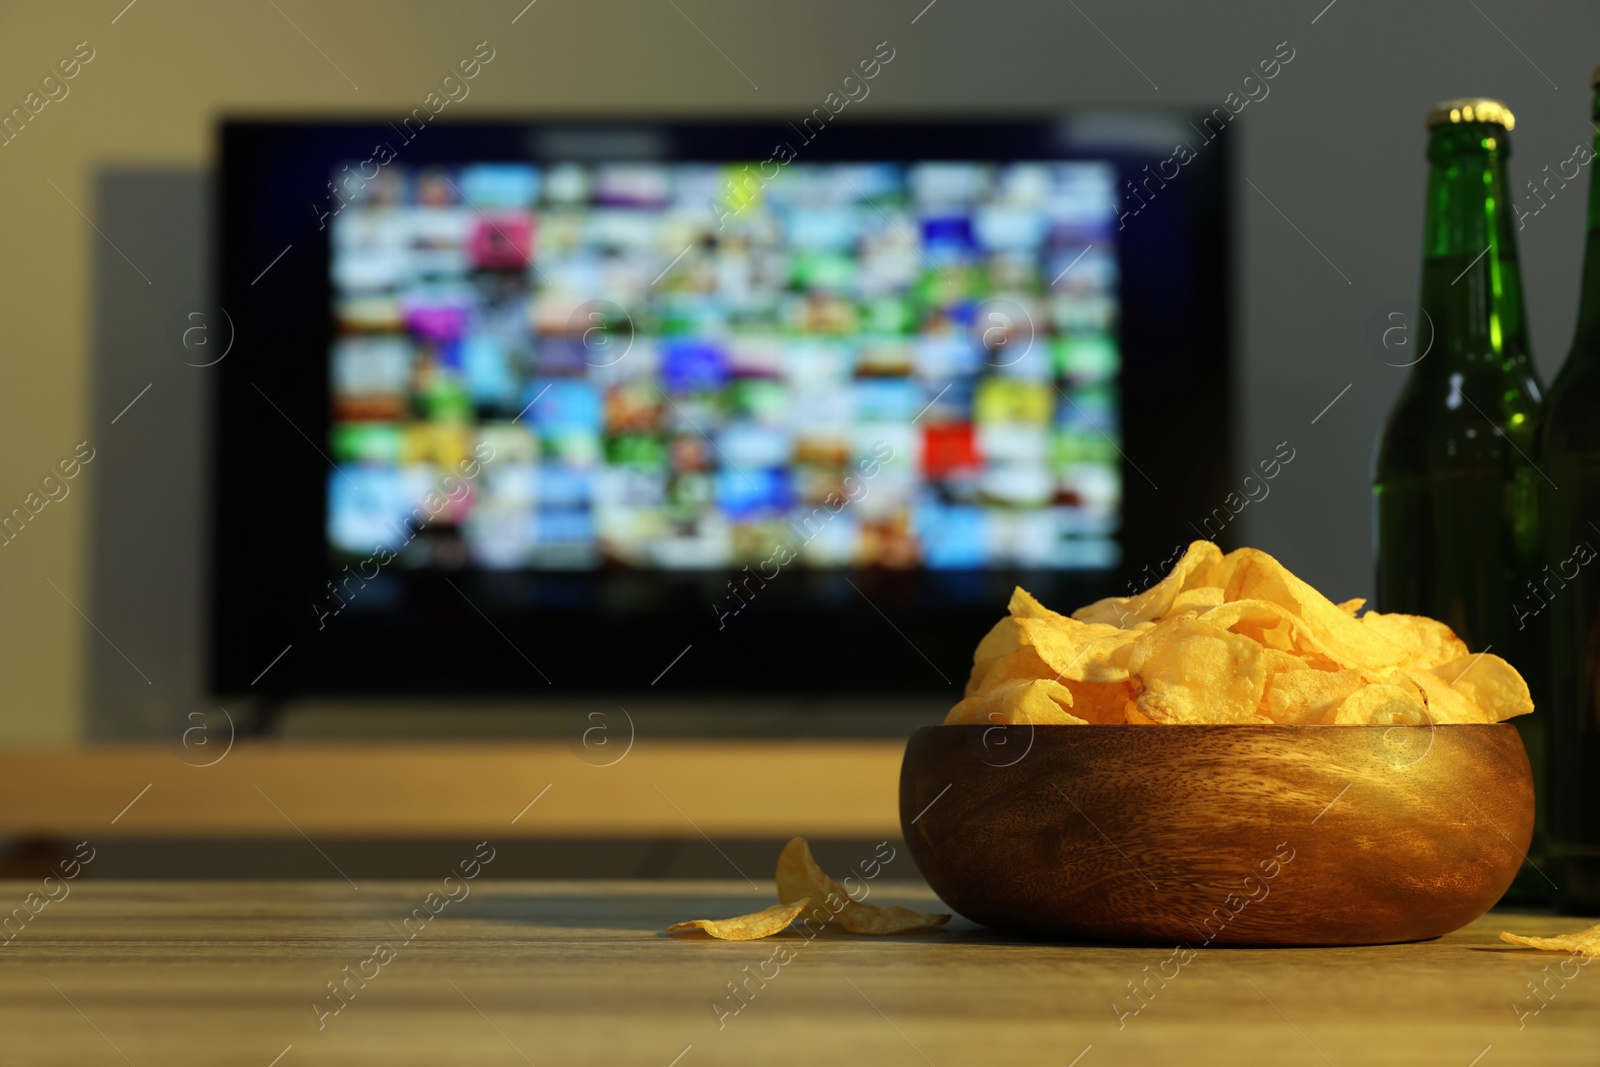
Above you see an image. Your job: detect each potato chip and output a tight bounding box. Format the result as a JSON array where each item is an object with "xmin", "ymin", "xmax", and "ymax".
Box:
[
  {"xmin": 1399, "ymin": 666, "xmax": 1491, "ymax": 724},
  {"xmin": 1500, "ymin": 920, "xmax": 1600, "ymax": 955},
  {"xmin": 1224, "ymin": 549, "xmax": 1409, "ymax": 669},
  {"xmin": 967, "ymin": 593, "xmax": 1130, "ymax": 696},
  {"xmin": 966, "ymin": 616, "xmax": 1024, "ymax": 697},
  {"xmin": 1261, "ymin": 665, "xmax": 1363, "ymax": 724},
  {"xmin": 1255, "ymin": 643, "xmax": 1343, "ymax": 675},
  {"xmin": 1166, "ymin": 586, "xmax": 1225, "ymax": 617},
  {"xmin": 1202, "ymin": 599, "xmax": 1357, "ymax": 670},
  {"xmin": 1209, "ymin": 600, "xmax": 1300, "ymax": 654},
  {"xmin": 969, "ymin": 646, "xmax": 1053, "ymax": 695},
  {"xmin": 1436, "ymin": 652, "xmax": 1534, "ymax": 723},
  {"xmin": 957, "ymin": 629, "xmax": 1130, "ymax": 724},
  {"xmin": 836, "ymin": 903, "xmax": 954, "ymax": 935},
  {"xmin": 668, "ymin": 898, "xmax": 813, "ymax": 940},
  {"xmin": 1331, "ymin": 683, "xmax": 1426, "ymax": 725},
  {"xmin": 1060, "ymin": 679, "xmax": 1136, "ymax": 724},
  {"xmin": 1360, "ymin": 612, "xmax": 1470, "ymax": 670},
  {"xmin": 776, "ymin": 838, "xmax": 949, "ymax": 934},
  {"xmin": 1126, "ymin": 616, "xmax": 1271, "ymax": 723},
  {"xmin": 1015, "ymin": 616, "xmax": 1142, "ymax": 684},
  {"xmin": 1008, "ymin": 586, "xmax": 1072, "ymax": 624},
  {"xmin": 945, "ymin": 678, "xmax": 1087, "ymax": 725},
  {"xmin": 1072, "ymin": 541, "xmax": 1224, "ymax": 627},
  {"xmin": 1256, "ymin": 647, "xmax": 1312, "ymax": 674},
  {"xmin": 1124, "ymin": 703, "xmax": 1158, "ymax": 723},
  {"xmin": 776, "ymin": 837, "xmax": 850, "ymax": 911},
  {"xmin": 966, "ymin": 585, "xmax": 1107, "ymax": 694},
  {"xmin": 946, "ymin": 541, "xmax": 1535, "ymax": 727}
]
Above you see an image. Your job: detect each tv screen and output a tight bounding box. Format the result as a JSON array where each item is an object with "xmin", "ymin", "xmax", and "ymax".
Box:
[
  {"xmin": 325, "ymin": 159, "xmax": 1122, "ymax": 574},
  {"xmin": 214, "ymin": 119, "xmax": 1230, "ymax": 698}
]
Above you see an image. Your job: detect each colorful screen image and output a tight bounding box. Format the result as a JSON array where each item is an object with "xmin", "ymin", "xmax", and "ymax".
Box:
[{"xmin": 326, "ymin": 160, "xmax": 1123, "ymax": 570}]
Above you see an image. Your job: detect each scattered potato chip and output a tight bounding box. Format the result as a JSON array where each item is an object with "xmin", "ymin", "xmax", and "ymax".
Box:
[
  {"xmin": 945, "ymin": 540, "xmax": 1535, "ymax": 727},
  {"xmin": 668, "ymin": 898, "xmax": 813, "ymax": 940},
  {"xmin": 776, "ymin": 838, "xmax": 949, "ymax": 934},
  {"xmin": 1500, "ymin": 921, "xmax": 1600, "ymax": 955},
  {"xmin": 671, "ymin": 838, "xmax": 952, "ymax": 942},
  {"xmin": 776, "ymin": 836, "xmax": 852, "ymax": 912},
  {"xmin": 836, "ymin": 903, "xmax": 956, "ymax": 935}
]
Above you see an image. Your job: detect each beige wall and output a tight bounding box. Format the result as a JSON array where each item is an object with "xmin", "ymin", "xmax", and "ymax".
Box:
[
  {"xmin": 0, "ymin": 0, "xmax": 792, "ymax": 743},
  {"xmin": 3, "ymin": 0, "xmax": 1597, "ymax": 743}
]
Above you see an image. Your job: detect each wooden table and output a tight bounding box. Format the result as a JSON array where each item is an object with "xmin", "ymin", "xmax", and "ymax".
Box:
[{"xmin": 0, "ymin": 880, "xmax": 1594, "ymax": 1066}]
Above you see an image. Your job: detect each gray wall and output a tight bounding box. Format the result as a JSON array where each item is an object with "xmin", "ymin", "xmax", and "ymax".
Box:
[
  {"xmin": 89, "ymin": 173, "xmax": 209, "ymax": 740},
  {"xmin": 84, "ymin": 0, "xmax": 1600, "ymax": 734}
]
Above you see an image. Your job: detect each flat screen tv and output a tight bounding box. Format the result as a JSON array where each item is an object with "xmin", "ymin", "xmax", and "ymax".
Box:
[{"xmin": 212, "ymin": 116, "xmax": 1231, "ymax": 698}]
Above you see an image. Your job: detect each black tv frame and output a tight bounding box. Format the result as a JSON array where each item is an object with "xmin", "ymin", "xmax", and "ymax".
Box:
[{"xmin": 212, "ymin": 116, "xmax": 1232, "ymax": 700}]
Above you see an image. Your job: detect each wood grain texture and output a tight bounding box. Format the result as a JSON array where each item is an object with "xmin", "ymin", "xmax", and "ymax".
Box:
[
  {"xmin": 900, "ymin": 724, "xmax": 1534, "ymax": 945},
  {"xmin": 0, "ymin": 741, "xmax": 903, "ymax": 838},
  {"xmin": 0, "ymin": 880, "xmax": 1593, "ymax": 1066}
]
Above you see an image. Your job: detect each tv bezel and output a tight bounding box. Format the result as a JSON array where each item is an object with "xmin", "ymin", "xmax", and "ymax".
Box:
[{"xmin": 212, "ymin": 115, "xmax": 1232, "ymax": 699}]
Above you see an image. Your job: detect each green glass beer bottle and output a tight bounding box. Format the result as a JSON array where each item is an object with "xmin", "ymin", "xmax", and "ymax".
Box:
[
  {"xmin": 1536, "ymin": 69, "xmax": 1600, "ymax": 913},
  {"xmin": 1373, "ymin": 98, "xmax": 1545, "ymax": 870}
]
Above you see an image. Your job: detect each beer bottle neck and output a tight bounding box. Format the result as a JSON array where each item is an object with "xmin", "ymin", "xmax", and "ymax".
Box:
[
  {"xmin": 1417, "ymin": 122, "xmax": 1530, "ymax": 375},
  {"xmin": 1573, "ymin": 87, "xmax": 1600, "ymax": 343}
]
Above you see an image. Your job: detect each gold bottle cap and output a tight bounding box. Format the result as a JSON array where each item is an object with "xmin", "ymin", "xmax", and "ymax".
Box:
[{"xmin": 1426, "ymin": 98, "xmax": 1515, "ymax": 131}]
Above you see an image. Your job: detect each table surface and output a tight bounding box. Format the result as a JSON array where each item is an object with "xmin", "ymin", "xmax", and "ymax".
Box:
[{"xmin": 0, "ymin": 879, "xmax": 1594, "ymax": 1067}]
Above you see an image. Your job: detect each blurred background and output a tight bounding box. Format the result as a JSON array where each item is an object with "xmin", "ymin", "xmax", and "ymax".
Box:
[{"xmin": 0, "ymin": 0, "xmax": 1595, "ymax": 752}]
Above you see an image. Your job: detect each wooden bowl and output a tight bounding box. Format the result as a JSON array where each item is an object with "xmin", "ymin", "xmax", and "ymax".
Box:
[{"xmin": 900, "ymin": 724, "xmax": 1533, "ymax": 945}]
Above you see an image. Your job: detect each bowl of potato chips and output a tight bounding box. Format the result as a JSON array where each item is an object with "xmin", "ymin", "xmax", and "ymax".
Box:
[{"xmin": 900, "ymin": 542, "xmax": 1535, "ymax": 945}]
